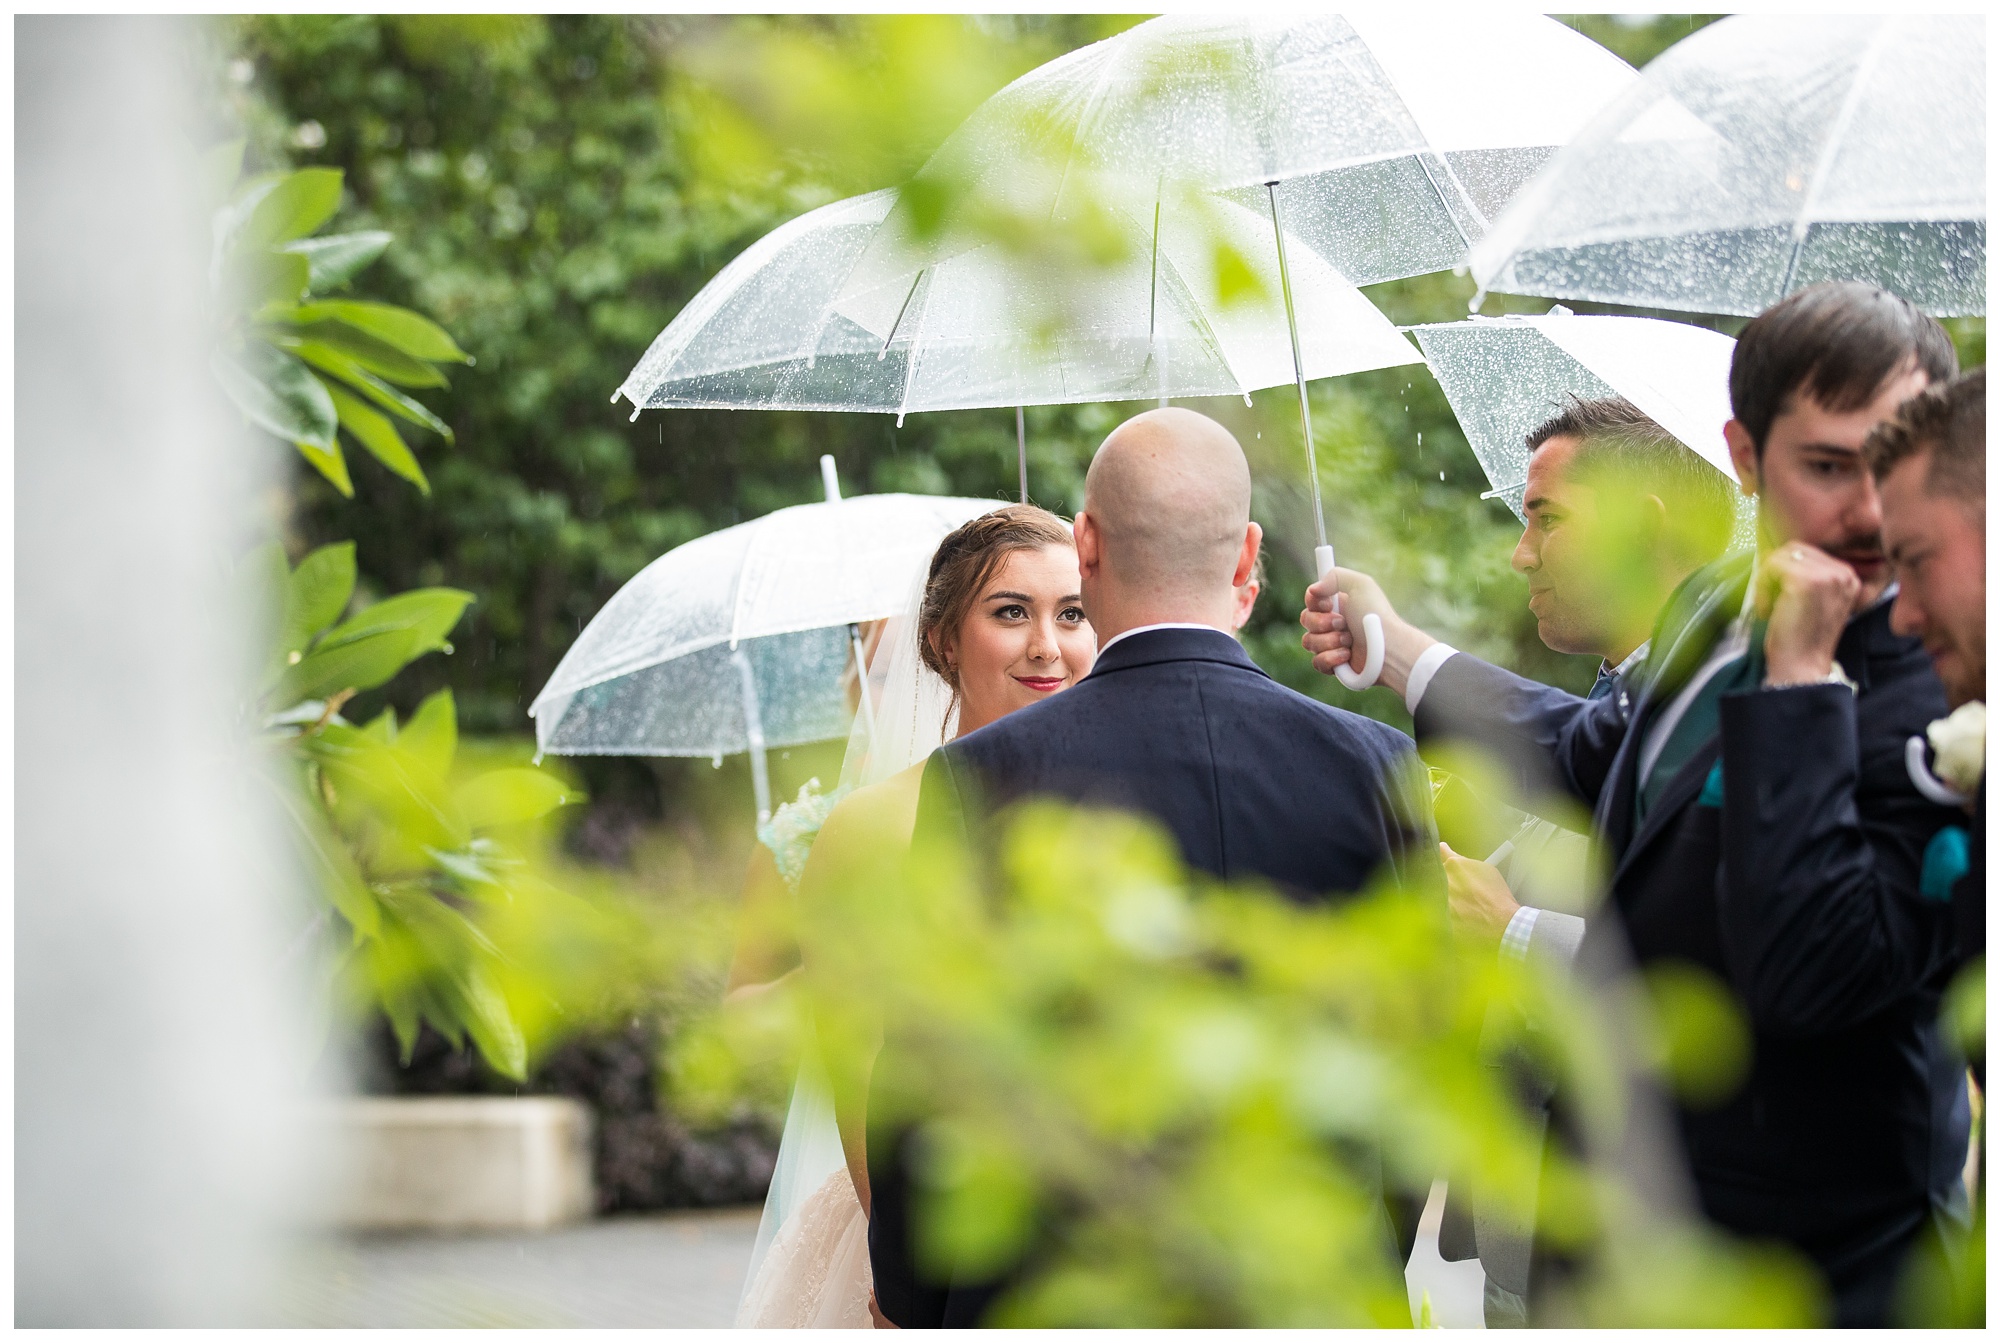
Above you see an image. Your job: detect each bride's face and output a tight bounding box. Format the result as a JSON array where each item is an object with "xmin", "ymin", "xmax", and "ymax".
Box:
[{"xmin": 941, "ymin": 545, "xmax": 1095, "ymax": 732}]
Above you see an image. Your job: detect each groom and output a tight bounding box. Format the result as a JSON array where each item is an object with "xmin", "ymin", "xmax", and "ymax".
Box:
[{"xmin": 867, "ymin": 407, "xmax": 1434, "ymax": 1327}]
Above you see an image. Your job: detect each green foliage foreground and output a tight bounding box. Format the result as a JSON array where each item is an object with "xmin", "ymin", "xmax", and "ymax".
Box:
[{"xmin": 679, "ymin": 796, "xmax": 1823, "ymax": 1327}]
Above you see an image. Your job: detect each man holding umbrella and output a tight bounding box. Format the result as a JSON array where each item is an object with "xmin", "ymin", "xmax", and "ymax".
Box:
[{"xmin": 1303, "ymin": 281, "xmax": 1967, "ymax": 1325}]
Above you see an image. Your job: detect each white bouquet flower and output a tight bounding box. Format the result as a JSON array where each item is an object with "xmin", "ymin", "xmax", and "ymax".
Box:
[{"xmin": 1926, "ymin": 701, "xmax": 1986, "ymax": 799}]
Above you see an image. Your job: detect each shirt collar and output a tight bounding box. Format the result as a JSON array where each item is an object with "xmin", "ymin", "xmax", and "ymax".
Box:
[
  {"xmin": 1096, "ymin": 621, "xmax": 1232, "ymax": 657},
  {"xmin": 1604, "ymin": 640, "xmax": 1651, "ymax": 681}
]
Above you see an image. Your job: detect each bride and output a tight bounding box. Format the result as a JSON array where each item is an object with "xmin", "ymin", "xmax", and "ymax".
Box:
[{"xmin": 734, "ymin": 504, "xmax": 1098, "ymax": 1328}]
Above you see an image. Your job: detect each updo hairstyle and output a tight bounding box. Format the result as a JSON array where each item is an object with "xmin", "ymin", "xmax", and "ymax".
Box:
[{"xmin": 917, "ymin": 504, "xmax": 1075, "ymax": 692}]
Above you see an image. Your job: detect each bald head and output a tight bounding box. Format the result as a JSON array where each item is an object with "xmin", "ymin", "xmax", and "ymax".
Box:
[{"xmin": 1082, "ymin": 408, "xmax": 1254, "ymax": 601}]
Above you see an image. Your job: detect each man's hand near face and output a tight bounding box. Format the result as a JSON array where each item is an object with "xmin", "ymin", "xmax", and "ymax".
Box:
[{"xmin": 1756, "ymin": 542, "xmax": 1863, "ymax": 686}]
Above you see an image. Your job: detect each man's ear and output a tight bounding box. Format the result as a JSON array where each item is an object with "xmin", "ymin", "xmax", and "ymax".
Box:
[
  {"xmin": 1723, "ymin": 419, "xmax": 1761, "ymax": 498},
  {"xmin": 1233, "ymin": 521, "xmax": 1263, "ymax": 588},
  {"xmin": 1073, "ymin": 510, "xmax": 1101, "ymax": 578}
]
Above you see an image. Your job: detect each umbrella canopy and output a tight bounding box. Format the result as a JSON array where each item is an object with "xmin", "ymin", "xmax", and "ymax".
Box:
[
  {"xmin": 528, "ymin": 492, "xmax": 997, "ymax": 765},
  {"xmin": 829, "ymin": 11, "xmax": 1633, "ymax": 690},
  {"xmin": 615, "ymin": 186, "xmax": 1418, "ymax": 418},
  {"xmin": 1409, "ymin": 312, "xmax": 1737, "ymax": 520},
  {"xmin": 1470, "ymin": 14, "xmax": 1986, "ymax": 317},
  {"xmin": 853, "ymin": 12, "xmax": 1635, "ymax": 287}
]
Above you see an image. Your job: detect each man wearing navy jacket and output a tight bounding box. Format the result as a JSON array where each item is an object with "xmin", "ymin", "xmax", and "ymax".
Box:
[
  {"xmin": 1302, "ymin": 283, "xmax": 1967, "ymax": 1326},
  {"xmin": 868, "ymin": 408, "xmax": 1433, "ymax": 1328},
  {"xmin": 1867, "ymin": 368, "xmax": 1985, "ymax": 1075}
]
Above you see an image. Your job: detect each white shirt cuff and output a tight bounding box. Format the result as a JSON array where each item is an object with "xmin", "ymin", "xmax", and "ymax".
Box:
[
  {"xmin": 1500, "ymin": 905, "xmax": 1541, "ymax": 963},
  {"xmin": 1404, "ymin": 643, "xmax": 1459, "ymax": 714}
]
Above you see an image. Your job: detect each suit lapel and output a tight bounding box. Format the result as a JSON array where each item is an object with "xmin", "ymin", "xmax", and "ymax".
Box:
[{"xmin": 1611, "ymin": 736, "xmax": 1722, "ymax": 888}]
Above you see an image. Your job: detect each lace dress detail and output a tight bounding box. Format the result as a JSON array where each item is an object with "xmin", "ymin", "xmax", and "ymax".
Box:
[
  {"xmin": 757, "ymin": 778, "xmax": 846, "ymax": 890},
  {"xmin": 735, "ymin": 1167, "xmax": 873, "ymax": 1328}
]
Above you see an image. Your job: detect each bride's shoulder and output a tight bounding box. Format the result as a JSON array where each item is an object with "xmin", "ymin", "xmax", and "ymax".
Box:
[
  {"xmin": 826, "ymin": 761, "xmax": 925, "ymax": 843},
  {"xmin": 799, "ymin": 761, "xmax": 925, "ymax": 883}
]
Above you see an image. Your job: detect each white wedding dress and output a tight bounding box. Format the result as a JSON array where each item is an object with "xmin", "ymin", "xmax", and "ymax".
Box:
[{"xmin": 734, "ymin": 568, "xmax": 960, "ymax": 1329}]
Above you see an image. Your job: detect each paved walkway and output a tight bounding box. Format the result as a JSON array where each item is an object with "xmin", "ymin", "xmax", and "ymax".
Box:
[
  {"xmin": 274, "ymin": 1207, "xmax": 761, "ymax": 1328},
  {"xmin": 275, "ymin": 1196, "xmax": 1484, "ymax": 1328}
]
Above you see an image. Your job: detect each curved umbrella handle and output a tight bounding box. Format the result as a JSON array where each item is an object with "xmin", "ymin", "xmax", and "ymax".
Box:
[
  {"xmin": 1317, "ymin": 544, "xmax": 1383, "ymax": 691},
  {"xmin": 1906, "ymin": 734, "xmax": 1971, "ymax": 807}
]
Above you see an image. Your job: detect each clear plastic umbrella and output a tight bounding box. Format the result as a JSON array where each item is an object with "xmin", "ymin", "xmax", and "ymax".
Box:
[
  {"xmin": 1408, "ymin": 311, "xmax": 1737, "ymax": 522},
  {"xmin": 616, "ymin": 187, "xmax": 1419, "ymax": 420},
  {"xmin": 528, "ymin": 466, "xmax": 995, "ymax": 820},
  {"xmin": 1470, "ymin": 14, "xmax": 1986, "ymax": 317},
  {"xmin": 834, "ymin": 12, "xmax": 1633, "ymax": 688}
]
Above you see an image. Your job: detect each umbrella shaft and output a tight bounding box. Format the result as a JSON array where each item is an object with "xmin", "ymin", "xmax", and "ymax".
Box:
[
  {"xmin": 1016, "ymin": 405, "xmax": 1028, "ymax": 503},
  {"xmin": 1265, "ymin": 182, "xmax": 1329, "ymax": 553},
  {"xmin": 849, "ymin": 622, "xmax": 878, "ymax": 749},
  {"xmin": 730, "ymin": 646, "xmax": 772, "ymax": 823}
]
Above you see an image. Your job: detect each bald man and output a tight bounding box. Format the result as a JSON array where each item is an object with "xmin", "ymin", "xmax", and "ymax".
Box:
[{"xmin": 867, "ymin": 408, "xmax": 1436, "ymax": 1328}]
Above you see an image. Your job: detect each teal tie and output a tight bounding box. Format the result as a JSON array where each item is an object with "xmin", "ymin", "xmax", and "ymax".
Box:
[{"xmin": 1635, "ymin": 651, "xmax": 1760, "ymax": 824}]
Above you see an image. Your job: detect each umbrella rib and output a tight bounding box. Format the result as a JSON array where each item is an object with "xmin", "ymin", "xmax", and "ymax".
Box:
[
  {"xmin": 1779, "ymin": 17, "xmax": 1893, "ymax": 296},
  {"xmin": 1152, "ymin": 223, "xmax": 1251, "ymax": 398},
  {"xmin": 1414, "ymin": 151, "xmax": 1479, "ymax": 254},
  {"xmin": 878, "ymin": 269, "xmax": 925, "ymax": 359},
  {"xmin": 894, "ymin": 269, "xmax": 934, "ymax": 425},
  {"xmin": 1044, "ymin": 35, "xmax": 1131, "ymax": 231}
]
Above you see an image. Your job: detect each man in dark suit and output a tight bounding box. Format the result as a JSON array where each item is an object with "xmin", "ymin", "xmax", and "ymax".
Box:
[
  {"xmin": 1302, "ymin": 282, "xmax": 1967, "ymax": 1326},
  {"xmin": 1421, "ymin": 395, "xmax": 1737, "ymax": 1325},
  {"xmin": 1867, "ymin": 368, "xmax": 1986, "ymax": 1071},
  {"xmin": 866, "ymin": 407, "xmax": 1431, "ymax": 1328}
]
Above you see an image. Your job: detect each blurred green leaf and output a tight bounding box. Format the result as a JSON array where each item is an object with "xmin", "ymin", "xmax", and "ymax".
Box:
[
  {"xmin": 242, "ymin": 245, "xmax": 312, "ymax": 308},
  {"xmin": 1640, "ymin": 961, "xmax": 1751, "ymax": 1109},
  {"xmin": 293, "ymin": 299, "xmax": 473, "ymax": 363},
  {"xmin": 212, "ymin": 342, "xmax": 337, "ymax": 449},
  {"xmin": 400, "ymin": 688, "xmax": 459, "ymax": 777},
  {"xmin": 292, "ymin": 437, "xmax": 352, "ymax": 496},
  {"xmin": 456, "ymin": 767, "xmax": 582, "ymax": 830},
  {"xmin": 280, "ymin": 329, "xmax": 448, "ymax": 389},
  {"xmin": 239, "ymin": 165, "xmax": 345, "ymax": 250},
  {"xmin": 275, "ymin": 626, "xmax": 424, "ymax": 704},
  {"xmin": 457, "ymin": 962, "xmax": 529, "ymax": 1080},
  {"xmin": 276, "ymin": 230, "xmax": 393, "ymax": 291},
  {"xmin": 272, "ymin": 770, "xmax": 382, "ymax": 940},
  {"xmin": 326, "ymin": 381, "xmax": 430, "ymax": 493},
  {"xmin": 291, "ymin": 340, "xmax": 455, "ymax": 441},
  {"xmin": 319, "ymin": 587, "xmax": 473, "ymax": 657},
  {"xmin": 1943, "ymin": 956, "xmax": 1984, "ymax": 1058},
  {"xmin": 280, "ymin": 540, "xmax": 358, "ymax": 663}
]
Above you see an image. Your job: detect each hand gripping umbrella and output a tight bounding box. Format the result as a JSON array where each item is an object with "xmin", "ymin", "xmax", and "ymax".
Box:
[
  {"xmin": 840, "ymin": 11, "xmax": 1634, "ymax": 688},
  {"xmin": 528, "ymin": 466, "xmax": 993, "ymax": 821},
  {"xmin": 1471, "ymin": 14, "xmax": 1986, "ymax": 317}
]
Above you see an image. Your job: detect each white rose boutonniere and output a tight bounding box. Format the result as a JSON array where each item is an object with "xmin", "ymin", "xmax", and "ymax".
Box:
[{"xmin": 1927, "ymin": 702, "xmax": 1986, "ymax": 798}]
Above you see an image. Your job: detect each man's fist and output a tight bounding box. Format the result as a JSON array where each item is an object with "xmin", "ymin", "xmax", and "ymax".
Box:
[
  {"xmin": 1757, "ymin": 543, "xmax": 1862, "ymax": 687},
  {"xmin": 1299, "ymin": 567, "xmax": 1429, "ymax": 694}
]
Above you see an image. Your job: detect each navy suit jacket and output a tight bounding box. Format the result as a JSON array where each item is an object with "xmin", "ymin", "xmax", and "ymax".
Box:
[
  {"xmin": 1414, "ymin": 558, "xmax": 1964, "ymax": 1316},
  {"xmin": 868, "ymin": 626, "xmax": 1432, "ymax": 1326}
]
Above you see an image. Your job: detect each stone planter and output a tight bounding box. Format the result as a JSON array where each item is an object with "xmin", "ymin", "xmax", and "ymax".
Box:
[{"xmin": 322, "ymin": 1096, "xmax": 596, "ymax": 1232}]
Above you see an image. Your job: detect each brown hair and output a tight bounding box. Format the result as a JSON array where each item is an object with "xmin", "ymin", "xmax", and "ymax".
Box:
[
  {"xmin": 1526, "ymin": 394, "xmax": 1736, "ymax": 567},
  {"xmin": 1863, "ymin": 366, "xmax": 1985, "ymax": 502},
  {"xmin": 1730, "ymin": 281, "xmax": 1957, "ymax": 455},
  {"xmin": 918, "ymin": 503, "xmax": 1075, "ymax": 691}
]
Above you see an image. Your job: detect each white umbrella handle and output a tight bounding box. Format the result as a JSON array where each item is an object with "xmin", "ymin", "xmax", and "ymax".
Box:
[
  {"xmin": 1318, "ymin": 544, "xmax": 1383, "ymax": 690},
  {"xmin": 1905, "ymin": 734, "xmax": 1971, "ymax": 807}
]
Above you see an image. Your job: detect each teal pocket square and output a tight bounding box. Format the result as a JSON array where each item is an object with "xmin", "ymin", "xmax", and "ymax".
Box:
[
  {"xmin": 1920, "ymin": 826, "xmax": 1971, "ymax": 904},
  {"xmin": 1696, "ymin": 761, "xmax": 1724, "ymax": 808}
]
